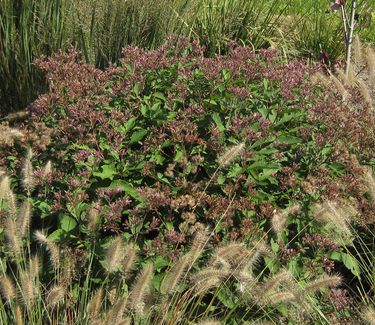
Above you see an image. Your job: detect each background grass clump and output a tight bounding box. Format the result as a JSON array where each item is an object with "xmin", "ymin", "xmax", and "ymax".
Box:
[
  {"xmin": 0, "ymin": 38, "xmax": 374, "ymax": 323},
  {"xmin": 1, "ymin": 0, "xmax": 374, "ymax": 114}
]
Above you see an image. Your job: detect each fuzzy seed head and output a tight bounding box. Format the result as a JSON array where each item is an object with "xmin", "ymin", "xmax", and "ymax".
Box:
[
  {"xmin": 20, "ymin": 272, "xmax": 37, "ymax": 308},
  {"xmin": 128, "ymin": 264, "xmax": 154, "ymax": 315},
  {"xmin": 0, "ymin": 176, "xmax": 17, "ymax": 216},
  {"xmin": 46, "ymin": 285, "xmax": 66, "ymax": 308},
  {"xmin": 304, "ymin": 275, "xmax": 342, "ymax": 293},
  {"xmin": 363, "ymin": 306, "xmax": 375, "ymax": 325},
  {"xmin": 5, "ymin": 218, "xmax": 22, "ymax": 256},
  {"xmin": 34, "ymin": 230, "xmax": 60, "ymax": 270},
  {"xmin": 15, "ymin": 305, "xmax": 23, "ymax": 325},
  {"xmin": 87, "ymin": 287, "xmax": 103, "ymax": 319},
  {"xmin": 217, "ymin": 143, "xmax": 245, "ymax": 167},
  {"xmin": 42, "ymin": 160, "xmax": 52, "ymax": 177},
  {"xmin": 357, "ymin": 79, "xmax": 372, "ymax": 105},
  {"xmin": 105, "ymin": 236, "xmax": 125, "ymax": 273},
  {"xmin": 122, "ymin": 243, "xmax": 137, "ymax": 278},
  {"xmin": 0, "ymin": 275, "xmax": 16, "ymax": 302},
  {"xmin": 87, "ymin": 203, "xmax": 101, "ymax": 234},
  {"xmin": 21, "ymin": 148, "xmax": 34, "ymax": 195},
  {"xmin": 190, "ymin": 229, "xmax": 209, "ymax": 264},
  {"xmin": 17, "ymin": 200, "xmax": 32, "ymax": 239},
  {"xmin": 162, "ymin": 254, "xmax": 191, "ymax": 294},
  {"xmin": 105, "ymin": 297, "xmax": 127, "ymax": 323}
]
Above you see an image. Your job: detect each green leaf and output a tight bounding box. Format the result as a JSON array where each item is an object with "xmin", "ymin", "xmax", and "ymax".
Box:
[
  {"xmin": 123, "ymin": 117, "xmax": 137, "ymax": 133},
  {"xmin": 36, "ymin": 201, "xmax": 51, "ymax": 219},
  {"xmin": 47, "ymin": 229, "xmax": 65, "ymax": 241},
  {"xmin": 130, "ymin": 129, "xmax": 148, "ymax": 144},
  {"xmin": 277, "ymin": 135, "xmax": 302, "ymax": 144},
  {"xmin": 93, "ymin": 165, "xmax": 117, "ymax": 180},
  {"xmin": 342, "ymin": 253, "xmax": 361, "ymax": 278},
  {"xmin": 212, "ymin": 112, "xmax": 225, "ymax": 132},
  {"xmin": 59, "ymin": 214, "xmax": 78, "ymax": 232},
  {"xmin": 111, "ymin": 180, "xmax": 142, "ymax": 201}
]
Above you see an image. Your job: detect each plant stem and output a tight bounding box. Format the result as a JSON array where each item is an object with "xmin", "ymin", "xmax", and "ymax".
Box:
[{"xmin": 345, "ymin": 0, "xmax": 356, "ymax": 77}]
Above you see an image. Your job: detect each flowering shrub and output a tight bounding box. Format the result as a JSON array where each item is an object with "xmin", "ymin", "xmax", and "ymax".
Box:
[{"xmin": 0, "ymin": 39, "xmax": 374, "ymax": 323}]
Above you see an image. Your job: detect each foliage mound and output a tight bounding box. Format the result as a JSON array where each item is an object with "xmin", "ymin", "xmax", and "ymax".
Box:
[{"xmin": 0, "ymin": 39, "xmax": 374, "ymax": 323}]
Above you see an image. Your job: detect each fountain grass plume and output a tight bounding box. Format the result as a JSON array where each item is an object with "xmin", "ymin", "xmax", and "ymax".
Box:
[
  {"xmin": 122, "ymin": 243, "xmax": 137, "ymax": 278},
  {"xmin": 15, "ymin": 305, "xmax": 23, "ymax": 325},
  {"xmin": 217, "ymin": 143, "xmax": 245, "ymax": 167},
  {"xmin": 87, "ymin": 203, "xmax": 101, "ymax": 234},
  {"xmin": 20, "ymin": 272, "xmax": 37, "ymax": 308},
  {"xmin": 87, "ymin": 287, "xmax": 104, "ymax": 320},
  {"xmin": 161, "ymin": 253, "xmax": 192, "ymax": 295},
  {"xmin": 105, "ymin": 236, "xmax": 125, "ymax": 273},
  {"xmin": 17, "ymin": 200, "xmax": 32, "ymax": 239},
  {"xmin": 0, "ymin": 176, "xmax": 17, "ymax": 216},
  {"xmin": 105, "ymin": 296, "xmax": 127, "ymax": 323},
  {"xmin": 0, "ymin": 275, "xmax": 16, "ymax": 302},
  {"xmin": 304, "ymin": 274, "xmax": 342, "ymax": 293},
  {"xmin": 21, "ymin": 148, "xmax": 33, "ymax": 195},
  {"xmin": 5, "ymin": 217, "xmax": 22, "ymax": 257},
  {"xmin": 271, "ymin": 204, "xmax": 300, "ymax": 239},
  {"xmin": 46, "ymin": 285, "xmax": 66, "ymax": 308},
  {"xmin": 29, "ymin": 255, "xmax": 41, "ymax": 281},
  {"xmin": 363, "ymin": 306, "xmax": 375, "ymax": 325},
  {"xmin": 128, "ymin": 263, "xmax": 154, "ymax": 315},
  {"xmin": 34, "ymin": 230, "xmax": 60, "ymax": 270},
  {"xmin": 42, "ymin": 160, "xmax": 52, "ymax": 177}
]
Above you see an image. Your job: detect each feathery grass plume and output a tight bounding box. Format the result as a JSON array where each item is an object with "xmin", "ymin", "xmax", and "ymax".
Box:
[
  {"xmin": 363, "ymin": 306, "xmax": 375, "ymax": 325},
  {"xmin": 105, "ymin": 297, "xmax": 127, "ymax": 323},
  {"xmin": 304, "ymin": 275, "xmax": 342, "ymax": 293},
  {"xmin": 20, "ymin": 272, "xmax": 37, "ymax": 308},
  {"xmin": 122, "ymin": 243, "xmax": 137, "ymax": 278},
  {"xmin": 21, "ymin": 148, "xmax": 34, "ymax": 194},
  {"xmin": 0, "ymin": 176, "xmax": 17, "ymax": 216},
  {"xmin": 336, "ymin": 69, "xmax": 350, "ymax": 86},
  {"xmin": 190, "ymin": 229, "xmax": 209, "ymax": 265},
  {"xmin": 313, "ymin": 201, "xmax": 353, "ymax": 238},
  {"xmin": 357, "ymin": 79, "xmax": 372, "ymax": 105},
  {"xmin": 15, "ymin": 305, "xmax": 23, "ymax": 325},
  {"xmin": 209, "ymin": 242, "xmax": 244, "ymax": 268},
  {"xmin": 5, "ymin": 218, "xmax": 22, "ymax": 256},
  {"xmin": 46, "ymin": 285, "xmax": 66, "ymax": 308},
  {"xmin": 87, "ymin": 203, "xmax": 101, "ymax": 234},
  {"xmin": 217, "ymin": 143, "xmax": 245, "ymax": 167},
  {"xmin": 263, "ymin": 291, "xmax": 296, "ymax": 305},
  {"xmin": 365, "ymin": 46, "xmax": 375, "ymax": 82},
  {"xmin": 198, "ymin": 319, "xmax": 222, "ymax": 325},
  {"xmin": 105, "ymin": 236, "xmax": 125, "ymax": 273},
  {"xmin": 17, "ymin": 200, "xmax": 32, "ymax": 238},
  {"xmin": 364, "ymin": 168, "xmax": 375, "ymax": 199},
  {"xmin": 161, "ymin": 253, "xmax": 191, "ymax": 295},
  {"xmin": 353, "ymin": 35, "xmax": 362, "ymax": 67},
  {"xmin": 87, "ymin": 287, "xmax": 103, "ymax": 320},
  {"xmin": 256, "ymin": 270, "xmax": 294, "ymax": 302},
  {"xmin": 0, "ymin": 275, "xmax": 16, "ymax": 302},
  {"xmin": 311, "ymin": 72, "xmax": 330, "ymax": 88},
  {"xmin": 271, "ymin": 204, "xmax": 300, "ymax": 239},
  {"xmin": 241, "ymin": 242, "xmax": 270, "ymax": 274},
  {"xmin": 34, "ymin": 230, "xmax": 60, "ymax": 270},
  {"xmin": 128, "ymin": 264, "xmax": 154, "ymax": 314},
  {"xmin": 29, "ymin": 255, "xmax": 41, "ymax": 281},
  {"xmin": 117, "ymin": 318, "xmax": 131, "ymax": 325},
  {"xmin": 42, "ymin": 160, "xmax": 52, "ymax": 177},
  {"xmin": 193, "ymin": 277, "xmax": 222, "ymax": 297},
  {"xmin": 347, "ymin": 64, "xmax": 356, "ymax": 85},
  {"xmin": 192, "ymin": 268, "xmax": 230, "ymax": 295},
  {"xmin": 329, "ymin": 74, "xmax": 348, "ymax": 101}
]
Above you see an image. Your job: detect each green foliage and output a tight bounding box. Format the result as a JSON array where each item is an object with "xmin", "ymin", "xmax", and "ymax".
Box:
[{"xmin": 0, "ymin": 41, "xmax": 374, "ymax": 323}]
